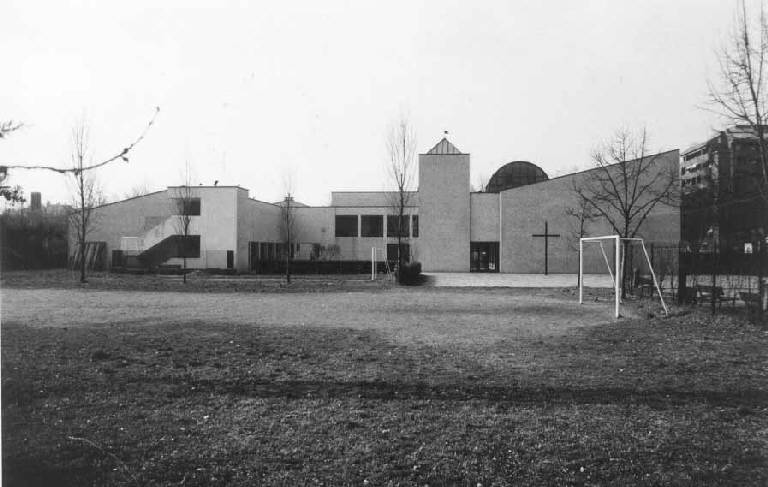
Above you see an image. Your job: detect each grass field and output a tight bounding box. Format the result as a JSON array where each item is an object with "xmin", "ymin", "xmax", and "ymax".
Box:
[{"xmin": 2, "ymin": 282, "xmax": 767, "ymax": 485}]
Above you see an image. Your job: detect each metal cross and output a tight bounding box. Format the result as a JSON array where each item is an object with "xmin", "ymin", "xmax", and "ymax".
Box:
[{"xmin": 532, "ymin": 220, "xmax": 561, "ymax": 275}]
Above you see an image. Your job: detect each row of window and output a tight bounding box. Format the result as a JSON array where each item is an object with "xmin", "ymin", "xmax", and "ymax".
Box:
[
  {"xmin": 682, "ymin": 176, "xmax": 708, "ymax": 187},
  {"xmin": 681, "ymin": 160, "xmax": 712, "ymax": 175},
  {"xmin": 251, "ymin": 241, "xmax": 301, "ymax": 261},
  {"xmin": 247, "ymin": 241, "xmax": 410, "ymax": 263},
  {"xmin": 335, "ymin": 214, "xmax": 419, "ymax": 238}
]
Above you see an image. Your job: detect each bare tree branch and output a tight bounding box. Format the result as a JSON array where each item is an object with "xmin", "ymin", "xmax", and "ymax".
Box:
[
  {"xmin": 2, "ymin": 107, "xmax": 159, "ymax": 175},
  {"xmin": 708, "ymin": 0, "xmax": 768, "ymax": 203},
  {"xmin": 0, "ymin": 120, "xmax": 23, "ymax": 139}
]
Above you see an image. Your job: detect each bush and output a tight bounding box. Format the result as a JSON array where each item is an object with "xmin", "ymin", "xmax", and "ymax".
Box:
[
  {"xmin": 398, "ymin": 261, "xmax": 423, "ymax": 285},
  {"xmin": 1, "ymin": 212, "xmax": 69, "ymax": 270},
  {"xmin": 251, "ymin": 260, "xmax": 388, "ymax": 275}
]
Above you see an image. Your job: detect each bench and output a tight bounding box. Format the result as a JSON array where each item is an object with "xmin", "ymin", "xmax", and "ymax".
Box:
[
  {"xmin": 635, "ymin": 274, "xmax": 655, "ymax": 298},
  {"xmin": 695, "ymin": 285, "xmax": 737, "ymax": 308}
]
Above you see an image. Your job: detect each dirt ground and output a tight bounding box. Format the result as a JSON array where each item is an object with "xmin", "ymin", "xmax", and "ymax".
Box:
[
  {"xmin": 2, "ymin": 284, "xmax": 767, "ymax": 485},
  {"xmin": 2, "ymin": 286, "xmax": 619, "ymax": 345}
]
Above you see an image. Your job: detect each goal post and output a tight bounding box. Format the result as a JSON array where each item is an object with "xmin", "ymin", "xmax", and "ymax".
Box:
[
  {"xmin": 371, "ymin": 247, "xmax": 376, "ymax": 281},
  {"xmin": 579, "ymin": 235, "xmax": 669, "ymax": 318},
  {"xmin": 580, "ymin": 235, "xmax": 621, "ymax": 318}
]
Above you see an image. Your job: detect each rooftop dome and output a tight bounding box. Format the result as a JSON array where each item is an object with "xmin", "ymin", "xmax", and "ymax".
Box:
[{"xmin": 485, "ymin": 161, "xmax": 549, "ymax": 193}]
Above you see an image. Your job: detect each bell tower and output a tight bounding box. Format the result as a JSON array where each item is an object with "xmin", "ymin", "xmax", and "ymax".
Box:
[{"xmin": 418, "ymin": 137, "xmax": 470, "ymax": 271}]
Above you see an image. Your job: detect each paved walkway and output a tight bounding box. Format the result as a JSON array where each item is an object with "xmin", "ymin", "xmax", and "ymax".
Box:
[{"xmin": 424, "ymin": 273, "xmax": 613, "ymax": 288}]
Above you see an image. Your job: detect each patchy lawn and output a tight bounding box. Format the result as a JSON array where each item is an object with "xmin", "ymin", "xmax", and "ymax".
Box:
[
  {"xmin": 0, "ymin": 269, "xmax": 392, "ymax": 293},
  {"xmin": 2, "ymin": 287, "xmax": 767, "ymax": 486}
]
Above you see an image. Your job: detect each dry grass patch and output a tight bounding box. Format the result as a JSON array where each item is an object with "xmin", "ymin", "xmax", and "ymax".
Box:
[{"xmin": 2, "ymin": 288, "xmax": 767, "ymax": 485}]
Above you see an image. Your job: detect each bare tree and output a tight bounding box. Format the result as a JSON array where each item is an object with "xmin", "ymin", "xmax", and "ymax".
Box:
[
  {"xmin": 69, "ymin": 121, "xmax": 106, "ymax": 283},
  {"xmin": 171, "ymin": 163, "xmax": 195, "ymax": 283},
  {"xmin": 472, "ymin": 172, "xmax": 489, "ymax": 192},
  {"xmin": 708, "ymin": 0, "xmax": 768, "ymax": 315},
  {"xmin": 709, "ymin": 0, "xmax": 768, "ymax": 201},
  {"xmin": 280, "ymin": 174, "xmax": 298, "ymax": 284},
  {"xmin": 566, "ymin": 185, "xmax": 598, "ymax": 286},
  {"xmin": 574, "ymin": 128, "xmax": 678, "ymax": 295},
  {"xmin": 385, "ymin": 117, "xmax": 417, "ymax": 281},
  {"xmin": 125, "ymin": 183, "xmax": 154, "ymax": 199}
]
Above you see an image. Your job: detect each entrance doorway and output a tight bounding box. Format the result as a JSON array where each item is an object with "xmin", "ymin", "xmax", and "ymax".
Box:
[
  {"xmin": 386, "ymin": 243, "xmax": 410, "ymax": 267},
  {"xmin": 470, "ymin": 242, "xmax": 499, "ymax": 272}
]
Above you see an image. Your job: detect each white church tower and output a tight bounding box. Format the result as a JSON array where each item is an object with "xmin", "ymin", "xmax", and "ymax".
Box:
[{"xmin": 418, "ymin": 137, "xmax": 471, "ymax": 271}]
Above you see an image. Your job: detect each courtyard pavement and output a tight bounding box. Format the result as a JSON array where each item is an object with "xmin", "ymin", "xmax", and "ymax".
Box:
[{"xmin": 424, "ymin": 272, "xmax": 613, "ymax": 288}]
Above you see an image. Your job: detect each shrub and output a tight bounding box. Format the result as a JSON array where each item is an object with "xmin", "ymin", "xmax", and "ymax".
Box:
[
  {"xmin": 251, "ymin": 260, "xmax": 388, "ymax": 275},
  {"xmin": 0, "ymin": 212, "xmax": 69, "ymax": 270},
  {"xmin": 398, "ymin": 261, "xmax": 423, "ymax": 285}
]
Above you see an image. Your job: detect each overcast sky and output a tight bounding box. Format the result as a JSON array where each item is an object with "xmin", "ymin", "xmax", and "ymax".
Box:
[{"xmin": 1, "ymin": 0, "xmax": 742, "ymax": 206}]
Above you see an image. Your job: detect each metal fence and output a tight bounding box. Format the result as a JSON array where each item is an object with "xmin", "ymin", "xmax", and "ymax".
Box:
[{"xmin": 625, "ymin": 242, "xmax": 767, "ymax": 321}]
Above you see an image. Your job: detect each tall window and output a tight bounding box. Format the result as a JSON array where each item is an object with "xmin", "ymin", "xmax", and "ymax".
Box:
[
  {"xmin": 411, "ymin": 215, "xmax": 419, "ymax": 238},
  {"xmin": 172, "ymin": 198, "xmax": 201, "ymax": 216},
  {"xmin": 360, "ymin": 215, "xmax": 383, "ymax": 237},
  {"xmin": 387, "ymin": 215, "xmax": 410, "ymax": 238},
  {"xmin": 335, "ymin": 215, "xmax": 358, "ymax": 237}
]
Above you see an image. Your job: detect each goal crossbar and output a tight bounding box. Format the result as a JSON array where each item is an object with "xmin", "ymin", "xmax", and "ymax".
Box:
[{"xmin": 579, "ymin": 235, "xmax": 669, "ymax": 318}]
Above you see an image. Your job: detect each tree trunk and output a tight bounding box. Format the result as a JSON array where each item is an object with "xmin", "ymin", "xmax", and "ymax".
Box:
[
  {"xmin": 397, "ymin": 206, "xmax": 405, "ymax": 284},
  {"xmin": 286, "ymin": 220, "xmax": 292, "ymax": 285},
  {"xmin": 677, "ymin": 246, "xmax": 688, "ymax": 305},
  {"xmin": 711, "ymin": 244, "xmax": 718, "ymax": 316},
  {"xmin": 286, "ymin": 246, "xmax": 292, "ymax": 284},
  {"xmin": 621, "ymin": 239, "xmax": 630, "ymax": 299},
  {"xmin": 79, "ymin": 205, "xmax": 86, "ymax": 284},
  {"xmin": 79, "ymin": 240, "xmax": 86, "ymax": 283},
  {"xmin": 759, "ymin": 240, "xmax": 765, "ymax": 322}
]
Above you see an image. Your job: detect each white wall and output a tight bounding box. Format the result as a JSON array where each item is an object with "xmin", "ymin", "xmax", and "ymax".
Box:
[{"xmin": 165, "ymin": 186, "xmax": 239, "ymax": 269}]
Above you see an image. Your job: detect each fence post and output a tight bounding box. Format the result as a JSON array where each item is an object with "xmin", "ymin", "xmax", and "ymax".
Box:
[
  {"xmin": 677, "ymin": 245, "xmax": 687, "ymax": 304},
  {"xmin": 711, "ymin": 245, "xmax": 717, "ymax": 316},
  {"xmin": 759, "ymin": 241, "xmax": 765, "ymax": 323}
]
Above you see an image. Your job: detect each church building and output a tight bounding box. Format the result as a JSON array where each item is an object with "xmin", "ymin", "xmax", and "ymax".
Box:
[{"xmin": 84, "ymin": 137, "xmax": 680, "ymax": 274}]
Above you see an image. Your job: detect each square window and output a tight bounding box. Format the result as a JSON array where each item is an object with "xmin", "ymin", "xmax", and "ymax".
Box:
[
  {"xmin": 387, "ymin": 215, "xmax": 409, "ymax": 238},
  {"xmin": 335, "ymin": 215, "xmax": 358, "ymax": 237},
  {"xmin": 361, "ymin": 215, "xmax": 383, "ymax": 237},
  {"xmin": 172, "ymin": 198, "xmax": 201, "ymax": 216}
]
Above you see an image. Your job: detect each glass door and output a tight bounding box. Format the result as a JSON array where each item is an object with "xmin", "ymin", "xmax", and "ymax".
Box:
[{"xmin": 470, "ymin": 242, "xmax": 499, "ymax": 272}]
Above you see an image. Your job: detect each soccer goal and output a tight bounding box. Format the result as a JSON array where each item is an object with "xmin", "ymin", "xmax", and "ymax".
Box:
[{"xmin": 579, "ymin": 235, "xmax": 668, "ymax": 318}]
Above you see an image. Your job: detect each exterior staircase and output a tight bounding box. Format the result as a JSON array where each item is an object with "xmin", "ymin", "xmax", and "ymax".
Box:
[
  {"xmin": 117, "ymin": 216, "xmax": 181, "ymax": 271},
  {"xmin": 138, "ymin": 235, "xmax": 183, "ymax": 270}
]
